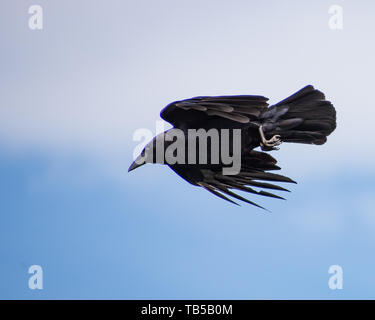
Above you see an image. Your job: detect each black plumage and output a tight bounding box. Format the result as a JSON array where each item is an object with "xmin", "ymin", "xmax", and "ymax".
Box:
[{"xmin": 129, "ymin": 85, "xmax": 336, "ymax": 209}]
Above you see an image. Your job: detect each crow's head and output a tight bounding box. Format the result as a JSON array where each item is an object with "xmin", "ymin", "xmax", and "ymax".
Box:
[{"xmin": 128, "ymin": 132, "xmax": 169, "ymax": 172}]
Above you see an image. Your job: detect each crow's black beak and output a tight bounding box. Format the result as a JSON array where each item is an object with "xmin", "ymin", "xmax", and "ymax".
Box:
[{"xmin": 128, "ymin": 156, "xmax": 145, "ymax": 172}]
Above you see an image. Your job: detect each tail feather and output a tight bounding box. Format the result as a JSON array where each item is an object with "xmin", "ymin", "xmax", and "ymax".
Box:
[{"xmin": 262, "ymin": 85, "xmax": 336, "ymax": 145}]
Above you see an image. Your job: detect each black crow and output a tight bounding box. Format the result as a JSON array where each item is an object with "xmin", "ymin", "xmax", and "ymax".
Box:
[{"xmin": 128, "ymin": 85, "xmax": 336, "ymax": 209}]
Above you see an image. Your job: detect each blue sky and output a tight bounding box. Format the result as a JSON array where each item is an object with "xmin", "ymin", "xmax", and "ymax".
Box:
[{"xmin": 0, "ymin": 0, "xmax": 374, "ymax": 299}]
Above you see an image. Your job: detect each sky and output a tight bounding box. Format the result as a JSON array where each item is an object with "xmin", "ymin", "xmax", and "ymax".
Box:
[{"xmin": 0, "ymin": 0, "xmax": 374, "ymax": 299}]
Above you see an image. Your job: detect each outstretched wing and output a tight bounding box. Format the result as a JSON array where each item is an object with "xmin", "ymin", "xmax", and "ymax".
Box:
[
  {"xmin": 160, "ymin": 95, "xmax": 269, "ymax": 128},
  {"xmin": 169, "ymin": 151, "xmax": 296, "ymax": 210}
]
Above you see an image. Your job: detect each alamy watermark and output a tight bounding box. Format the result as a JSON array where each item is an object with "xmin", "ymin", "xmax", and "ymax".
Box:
[
  {"xmin": 328, "ymin": 5, "xmax": 343, "ymax": 30},
  {"xmin": 132, "ymin": 121, "xmax": 242, "ymax": 175},
  {"xmin": 328, "ymin": 265, "xmax": 343, "ymax": 290},
  {"xmin": 28, "ymin": 5, "xmax": 43, "ymax": 30},
  {"xmin": 28, "ymin": 265, "xmax": 43, "ymax": 290}
]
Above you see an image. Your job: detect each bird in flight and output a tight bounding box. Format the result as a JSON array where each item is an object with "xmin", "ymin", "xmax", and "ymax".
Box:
[{"xmin": 128, "ymin": 85, "xmax": 336, "ymax": 209}]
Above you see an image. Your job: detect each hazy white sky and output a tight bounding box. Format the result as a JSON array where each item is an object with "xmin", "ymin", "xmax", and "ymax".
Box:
[{"xmin": 1, "ymin": 0, "xmax": 374, "ymax": 174}]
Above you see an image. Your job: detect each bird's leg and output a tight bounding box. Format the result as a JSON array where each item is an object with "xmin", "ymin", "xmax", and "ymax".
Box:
[{"xmin": 258, "ymin": 125, "xmax": 282, "ymax": 150}]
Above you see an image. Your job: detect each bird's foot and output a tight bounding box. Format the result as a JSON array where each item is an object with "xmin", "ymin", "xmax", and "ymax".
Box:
[
  {"xmin": 258, "ymin": 125, "xmax": 282, "ymax": 151},
  {"xmin": 261, "ymin": 134, "xmax": 281, "ymax": 147}
]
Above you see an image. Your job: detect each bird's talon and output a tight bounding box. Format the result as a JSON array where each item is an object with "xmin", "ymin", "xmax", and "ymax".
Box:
[{"xmin": 258, "ymin": 126, "xmax": 282, "ymax": 148}]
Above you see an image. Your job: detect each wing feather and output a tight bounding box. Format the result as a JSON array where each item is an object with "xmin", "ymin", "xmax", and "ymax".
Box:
[
  {"xmin": 169, "ymin": 151, "xmax": 294, "ymax": 209},
  {"xmin": 160, "ymin": 95, "xmax": 269, "ymax": 128}
]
